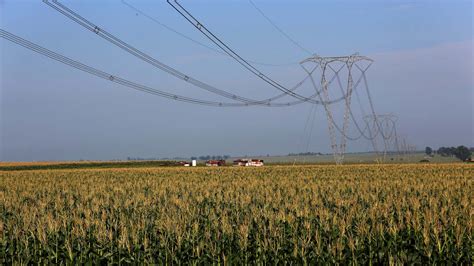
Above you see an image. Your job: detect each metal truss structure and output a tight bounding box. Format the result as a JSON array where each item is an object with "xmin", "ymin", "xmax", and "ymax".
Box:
[
  {"xmin": 364, "ymin": 114, "xmax": 401, "ymax": 161},
  {"xmin": 300, "ymin": 54, "xmax": 374, "ymax": 164}
]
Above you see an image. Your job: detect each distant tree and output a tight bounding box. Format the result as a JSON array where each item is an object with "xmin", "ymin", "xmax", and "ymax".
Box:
[
  {"xmin": 438, "ymin": 147, "xmax": 455, "ymax": 157},
  {"xmin": 190, "ymin": 156, "xmax": 197, "ymax": 160},
  {"xmin": 453, "ymin": 146, "xmax": 471, "ymax": 161},
  {"xmin": 425, "ymin": 146, "xmax": 433, "ymax": 156}
]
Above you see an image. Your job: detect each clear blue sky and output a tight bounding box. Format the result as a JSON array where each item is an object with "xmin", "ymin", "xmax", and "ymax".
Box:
[{"xmin": 1, "ymin": 0, "xmax": 473, "ymax": 161}]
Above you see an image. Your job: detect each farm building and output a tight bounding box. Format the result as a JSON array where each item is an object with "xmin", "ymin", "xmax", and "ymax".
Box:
[
  {"xmin": 177, "ymin": 161, "xmax": 190, "ymax": 167},
  {"xmin": 233, "ymin": 159, "xmax": 264, "ymax": 167},
  {"xmin": 206, "ymin": 160, "xmax": 226, "ymax": 166}
]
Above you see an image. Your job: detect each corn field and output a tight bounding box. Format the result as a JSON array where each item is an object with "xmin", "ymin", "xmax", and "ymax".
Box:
[{"xmin": 0, "ymin": 164, "xmax": 472, "ymax": 264}]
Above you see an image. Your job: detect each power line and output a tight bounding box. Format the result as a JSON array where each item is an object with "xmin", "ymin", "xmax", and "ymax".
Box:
[
  {"xmin": 329, "ymin": 63, "xmax": 376, "ymax": 140},
  {"xmin": 304, "ymin": 104, "xmax": 319, "ymax": 155},
  {"xmin": 0, "ymin": 28, "xmax": 338, "ymax": 109},
  {"xmin": 302, "ymin": 58, "xmax": 377, "ymax": 142},
  {"xmin": 121, "ymin": 0, "xmax": 300, "ymax": 67},
  {"xmin": 45, "ymin": 0, "xmax": 357, "ymax": 107},
  {"xmin": 46, "ymin": 0, "xmax": 348, "ymax": 107},
  {"xmin": 167, "ymin": 0, "xmax": 327, "ymax": 104},
  {"xmin": 296, "ymin": 103, "xmax": 315, "ymax": 155},
  {"xmin": 0, "ymin": 29, "xmax": 240, "ymax": 107},
  {"xmin": 247, "ymin": 0, "xmax": 312, "ymax": 55}
]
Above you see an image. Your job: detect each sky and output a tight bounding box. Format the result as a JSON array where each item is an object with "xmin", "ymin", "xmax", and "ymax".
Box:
[{"xmin": 1, "ymin": 0, "xmax": 473, "ymax": 161}]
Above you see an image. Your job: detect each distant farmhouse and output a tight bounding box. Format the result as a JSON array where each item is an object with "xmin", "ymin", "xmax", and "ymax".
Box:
[{"xmin": 233, "ymin": 159, "xmax": 264, "ymax": 167}]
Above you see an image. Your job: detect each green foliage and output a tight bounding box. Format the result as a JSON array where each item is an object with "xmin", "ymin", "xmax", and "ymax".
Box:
[
  {"xmin": 453, "ymin": 146, "xmax": 471, "ymax": 161},
  {"xmin": 425, "ymin": 147, "xmax": 432, "ymax": 156},
  {"xmin": 437, "ymin": 145, "xmax": 472, "ymax": 161}
]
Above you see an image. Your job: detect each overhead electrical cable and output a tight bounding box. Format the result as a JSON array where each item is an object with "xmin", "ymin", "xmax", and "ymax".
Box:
[
  {"xmin": 356, "ymin": 64, "xmax": 390, "ymax": 139},
  {"xmin": 247, "ymin": 0, "xmax": 312, "ymax": 55},
  {"xmin": 304, "ymin": 62, "xmax": 373, "ymax": 141},
  {"xmin": 167, "ymin": 0, "xmax": 330, "ymax": 104},
  {"xmin": 299, "ymin": 55, "xmax": 390, "ymax": 143},
  {"xmin": 296, "ymin": 103, "xmax": 315, "ymax": 156},
  {"xmin": 121, "ymin": 0, "xmax": 300, "ymax": 67},
  {"xmin": 185, "ymin": 0, "xmax": 385, "ymax": 143},
  {"xmin": 45, "ymin": 0, "xmax": 351, "ymax": 107},
  {"xmin": 329, "ymin": 63, "xmax": 377, "ymax": 140},
  {"xmin": 0, "ymin": 29, "xmax": 341, "ymax": 109},
  {"xmin": 42, "ymin": 0, "xmax": 265, "ymax": 106},
  {"xmin": 0, "ymin": 29, "xmax": 247, "ymax": 107},
  {"xmin": 351, "ymin": 68, "xmax": 381, "ymax": 155},
  {"xmin": 303, "ymin": 62, "xmax": 378, "ymax": 141},
  {"xmin": 304, "ymin": 104, "xmax": 319, "ymax": 155}
]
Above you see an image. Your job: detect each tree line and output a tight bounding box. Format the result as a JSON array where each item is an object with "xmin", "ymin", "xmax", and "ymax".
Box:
[
  {"xmin": 288, "ymin": 152, "xmax": 324, "ymax": 156},
  {"xmin": 425, "ymin": 145, "xmax": 472, "ymax": 161},
  {"xmin": 191, "ymin": 155, "xmax": 231, "ymax": 161}
]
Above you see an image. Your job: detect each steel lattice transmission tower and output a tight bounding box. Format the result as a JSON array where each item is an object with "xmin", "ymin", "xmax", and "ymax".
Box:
[
  {"xmin": 300, "ymin": 54, "xmax": 373, "ymax": 164},
  {"xmin": 364, "ymin": 114, "xmax": 401, "ymax": 161}
]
